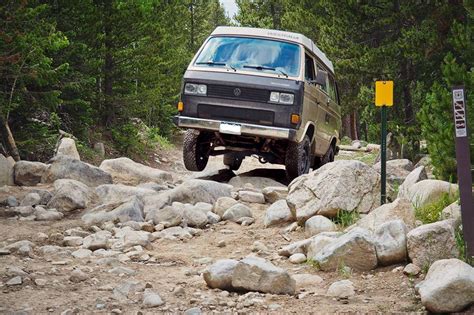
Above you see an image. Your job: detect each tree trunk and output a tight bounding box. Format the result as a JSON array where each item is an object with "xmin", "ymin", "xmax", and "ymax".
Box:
[
  {"xmin": 103, "ymin": 0, "xmax": 114, "ymax": 126},
  {"xmin": 402, "ymin": 61, "xmax": 414, "ymax": 124},
  {"xmin": 350, "ymin": 111, "xmax": 359, "ymax": 140},
  {"xmin": 190, "ymin": 1, "xmax": 195, "ymax": 50},
  {"xmin": 0, "ymin": 116, "xmax": 20, "ymax": 161},
  {"xmin": 342, "ymin": 114, "xmax": 351, "ymax": 138}
]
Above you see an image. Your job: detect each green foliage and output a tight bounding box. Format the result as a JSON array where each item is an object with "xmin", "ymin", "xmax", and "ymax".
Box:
[
  {"xmin": 332, "ymin": 210, "xmax": 360, "ymax": 229},
  {"xmin": 414, "ymin": 193, "xmax": 459, "ymax": 224},
  {"xmin": 111, "ymin": 123, "xmax": 146, "ymax": 156},
  {"xmin": 337, "ymin": 260, "xmax": 352, "ymax": 279},
  {"xmin": 306, "ymin": 259, "xmax": 321, "ymax": 270}
]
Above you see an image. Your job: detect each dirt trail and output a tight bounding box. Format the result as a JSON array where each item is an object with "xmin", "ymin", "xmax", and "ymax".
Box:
[{"xmin": 0, "ymin": 147, "xmax": 425, "ymax": 314}]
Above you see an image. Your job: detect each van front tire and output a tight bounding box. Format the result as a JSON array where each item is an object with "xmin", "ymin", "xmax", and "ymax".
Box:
[
  {"xmin": 183, "ymin": 129, "xmax": 210, "ymax": 172},
  {"xmin": 285, "ymin": 135, "xmax": 311, "ymax": 181}
]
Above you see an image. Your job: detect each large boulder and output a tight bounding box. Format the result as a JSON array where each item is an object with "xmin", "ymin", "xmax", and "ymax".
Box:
[
  {"xmin": 416, "ymin": 259, "xmax": 474, "ymax": 313},
  {"xmin": 354, "ymin": 198, "xmax": 416, "ymax": 231},
  {"xmin": 143, "ymin": 180, "xmax": 232, "ymax": 214},
  {"xmin": 231, "ymin": 257, "xmax": 295, "ymax": 295},
  {"xmin": 203, "ymin": 259, "xmax": 239, "ymax": 290},
  {"xmin": 0, "ymin": 154, "xmax": 14, "ymax": 186},
  {"xmin": 182, "ymin": 205, "xmax": 208, "ymax": 228},
  {"xmin": 305, "ymin": 215, "xmax": 336, "ymax": 237},
  {"xmin": 397, "ymin": 166, "xmax": 427, "ymax": 199},
  {"xmin": 99, "ymin": 157, "xmax": 172, "ymax": 186},
  {"xmin": 404, "ymin": 179, "xmax": 458, "ymax": 208},
  {"xmin": 95, "ymin": 184, "xmax": 156, "ymax": 204},
  {"xmin": 374, "ymin": 220, "xmax": 408, "ymax": 266},
  {"xmin": 263, "ymin": 200, "xmax": 294, "ymax": 228},
  {"xmin": 47, "ymin": 179, "xmax": 94, "ymax": 212},
  {"xmin": 55, "ymin": 137, "xmax": 80, "ymax": 160},
  {"xmin": 82, "ymin": 196, "xmax": 144, "ymax": 225},
  {"xmin": 287, "ymin": 160, "xmax": 380, "ymax": 222},
  {"xmin": 373, "ymin": 159, "xmax": 414, "ymax": 186},
  {"xmin": 314, "ymin": 227, "xmax": 377, "ymax": 271},
  {"xmin": 14, "ymin": 161, "xmax": 49, "ymax": 186},
  {"xmin": 42, "ymin": 156, "xmax": 112, "ymax": 187},
  {"xmin": 306, "ymin": 232, "xmax": 341, "ymax": 259},
  {"xmin": 407, "ymin": 220, "xmax": 459, "ymax": 268}
]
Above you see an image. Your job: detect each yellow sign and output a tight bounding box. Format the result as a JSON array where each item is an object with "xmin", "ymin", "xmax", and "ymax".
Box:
[{"xmin": 375, "ymin": 81, "xmax": 394, "ymax": 106}]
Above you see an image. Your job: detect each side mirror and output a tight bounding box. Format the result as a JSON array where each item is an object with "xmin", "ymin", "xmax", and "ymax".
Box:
[{"xmin": 314, "ymin": 70, "xmax": 328, "ymax": 86}]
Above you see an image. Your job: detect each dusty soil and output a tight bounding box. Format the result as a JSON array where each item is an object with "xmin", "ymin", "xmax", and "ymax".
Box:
[{"xmin": 0, "ymin": 147, "xmax": 427, "ymax": 314}]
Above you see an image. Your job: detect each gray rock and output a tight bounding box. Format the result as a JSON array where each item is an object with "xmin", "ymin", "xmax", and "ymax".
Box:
[
  {"xmin": 14, "ymin": 160, "xmax": 49, "ymax": 186},
  {"xmin": 0, "ymin": 195, "xmax": 18, "ymax": 207},
  {"xmin": 305, "ymin": 215, "xmax": 336, "ymax": 237},
  {"xmin": 184, "ymin": 307, "xmax": 202, "ymax": 315},
  {"xmin": 183, "ymin": 205, "xmax": 208, "ymax": 228},
  {"xmin": 327, "ymin": 280, "xmax": 355, "ymax": 298},
  {"xmin": 143, "ymin": 180, "xmax": 232, "ymax": 215},
  {"xmin": 374, "ymin": 220, "xmax": 408, "ymax": 266},
  {"xmin": 262, "ymin": 186, "xmax": 288, "ymax": 203},
  {"xmin": 99, "ymin": 157, "xmax": 172, "ymax": 186},
  {"xmin": 34, "ymin": 207, "xmax": 64, "ymax": 221},
  {"xmin": 6, "ymin": 276, "xmax": 22, "ymax": 286},
  {"xmin": 228, "ymin": 176, "xmax": 285, "ymax": 190},
  {"xmin": 403, "ymin": 263, "xmax": 421, "ymax": 276},
  {"xmin": 213, "ymin": 197, "xmax": 238, "ymax": 217},
  {"xmin": 203, "ymin": 259, "xmax": 239, "ymax": 290},
  {"xmin": 289, "ymin": 253, "xmax": 306, "ymax": 264},
  {"xmin": 222, "ymin": 204, "xmax": 253, "ymax": 222},
  {"xmin": 373, "ymin": 159, "xmax": 413, "ymax": 186},
  {"xmin": 397, "ymin": 166, "xmax": 427, "ymax": 199},
  {"xmin": 231, "ymin": 256, "xmax": 296, "ymax": 295},
  {"xmin": 278, "ymin": 239, "xmax": 313, "ymax": 257},
  {"xmin": 12, "ymin": 206, "xmax": 35, "ymax": 217},
  {"xmin": 407, "ymin": 220, "xmax": 459, "ymax": 268},
  {"xmin": 93, "ymin": 142, "xmax": 105, "ymax": 157},
  {"xmin": 56, "ymin": 137, "xmax": 80, "ymax": 160},
  {"xmin": 354, "ymin": 198, "xmax": 416, "ymax": 231},
  {"xmin": 113, "ymin": 280, "xmax": 146, "ymax": 301},
  {"xmin": 292, "ymin": 273, "xmax": 323, "ymax": 291},
  {"xmin": 96, "ymin": 184, "xmax": 156, "ymax": 204},
  {"xmin": 287, "ymin": 160, "xmax": 381, "ymax": 222},
  {"xmin": 143, "ymin": 290, "xmax": 164, "ymax": 307},
  {"xmin": 263, "ymin": 200, "xmax": 294, "ymax": 228},
  {"xmin": 0, "ymin": 154, "xmax": 14, "ymax": 186},
  {"xmin": 82, "ymin": 196, "xmax": 144, "ymax": 225},
  {"xmin": 239, "ymin": 191, "xmax": 265, "ymax": 204},
  {"xmin": 120, "ymin": 229, "xmax": 151, "ymax": 248},
  {"xmin": 69, "ymin": 268, "xmax": 88, "ymax": 282},
  {"xmin": 441, "ymin": 201, "xmax": 461, "ymax": 228},
  {"xmin": 20, "ymin": 192, "xmax": 41, "ymax": 206},
  {"xmin": 405, "ymin": 179, "xmax": 458, "ymax": 208},
  {"xmin": 207, "ymin": 211, "xmax": 221, "ymax": 224},
  {"xmin": 2, "ymin": 240, "xmax": 35, "ymax": 255},
  {"xmin": 63, "ymin": 236, "xmax": 84, "ymax": 247},
  {"xmin": 42, "ymin": 156, "xmax": 112, "ymax": 187},
  {"xmin": 145, "ymin": 205, "xmax": 182, "ymax": 227},
  {"xmin": 31, "ymin": 189, "xmax": 53, "ymax": 205},
  {"xmin": 153, "ymin": 226, "xmax": 192, "ymax": 240},
  {"xmin": 416, "ymin": 259, "xmax": 474, "ymax": 313},
  {"xmin": 306, "ymin": 232, "xmax": 341, "ymax": 259},
  {"xmin": 47, "ymin": 179, "xmax": 94, "ymax": 212},
  {"xmin": 314, "ymin": 227, "xmax": 377, "ymax": 271},
  {"xmin": 83, "ymin": 231, "xmax": 111, "ymax": 250}
]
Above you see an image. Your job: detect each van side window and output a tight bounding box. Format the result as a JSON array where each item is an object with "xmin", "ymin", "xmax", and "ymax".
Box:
[
  {"xmin": 315, "ymin": 62, "xmax": 328, "ymax": 93},
  {"xmin": 328, "ymin": 75, "xmax": 338, "ymax": 103},
  {"xmin": 304, "ymin": 54, "xmax": 315, "ymax": 81}
]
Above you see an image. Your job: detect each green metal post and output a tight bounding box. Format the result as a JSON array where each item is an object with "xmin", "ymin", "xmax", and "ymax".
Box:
[{"xmin": 380, "ymin": 106, "xmax": 387, "ymax": 204}]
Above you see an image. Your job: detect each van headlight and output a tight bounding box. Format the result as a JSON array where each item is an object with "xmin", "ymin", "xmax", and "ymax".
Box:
[
  {"xmin": 269, "ymin": 92, "xmax": 294, "ymax": 104},
  {"xmin": 185, "ymin": 83, "xmax": 207, "ymax": 95}
]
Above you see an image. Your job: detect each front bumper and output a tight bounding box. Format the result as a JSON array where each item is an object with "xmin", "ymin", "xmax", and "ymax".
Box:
[{"xmin": 174, "ymin": 116, "xmax": 296, "ymax": 141}]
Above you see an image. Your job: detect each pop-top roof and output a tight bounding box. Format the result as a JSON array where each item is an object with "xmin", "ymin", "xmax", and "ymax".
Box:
[{"xmin": 211, "ymin": 26, "xmax": 334, "ymax": 73}]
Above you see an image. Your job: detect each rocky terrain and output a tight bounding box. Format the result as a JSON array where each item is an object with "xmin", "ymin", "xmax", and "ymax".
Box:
[{"xmin": 0, "ymin": 138, "xmax": 472, "ymax": 314}]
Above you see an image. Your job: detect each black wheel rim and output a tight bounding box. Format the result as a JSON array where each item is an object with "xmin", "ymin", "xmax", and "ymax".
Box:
[{"xmin": 299, "ymin": 145, "xmax": 310, "ymax": 174}]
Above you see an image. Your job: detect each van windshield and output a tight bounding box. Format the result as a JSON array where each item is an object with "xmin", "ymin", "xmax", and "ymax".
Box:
[{"xmin": 194, "ymin": 36, "xmax": 301, "ymax": 77}]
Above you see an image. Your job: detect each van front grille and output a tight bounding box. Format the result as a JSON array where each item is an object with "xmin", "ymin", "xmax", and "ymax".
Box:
[
  {"xmin": 207, "ymin": 84, "xmax": 270, "ymax": 102},
  {"xmin": 197, "ymin": 104, "xmax": 274, "ymax": 125}
]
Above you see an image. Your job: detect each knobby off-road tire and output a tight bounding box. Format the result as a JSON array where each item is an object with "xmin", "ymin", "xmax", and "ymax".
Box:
[
  {"xmin": 285, "ymin": 135, "xmax": 311, "ymax": 181},
  {"xmin": 223, "ymin": 153, "xmax": 243, "ymax": 171},
  {"xmin": 322, "ymin": 143, "xmax": 335, "ymax": 164},
  {"xmin": 183, "ymin": 129, "xmax": 211, "ymax": 172}
]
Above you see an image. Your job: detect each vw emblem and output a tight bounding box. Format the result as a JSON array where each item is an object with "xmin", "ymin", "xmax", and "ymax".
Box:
[{"xmin": 233, "ymin": 88, "xmax": 241, "ymax": 96}]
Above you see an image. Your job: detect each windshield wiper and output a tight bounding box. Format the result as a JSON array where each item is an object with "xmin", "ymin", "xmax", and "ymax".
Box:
[
  {"xmin": 243, "ymin": 64, "xmax": 276, "ymax": 71},
  {"xmin": 196, "ymin": 61, "xmax": 236, "ymax": 72},
  {"xmin": 196, "ymin": 61, "xmax": 227, "ymax": 66},
  {"xmin": 277, "ymin": 69, "xmax": 288, "ymax": 78}
]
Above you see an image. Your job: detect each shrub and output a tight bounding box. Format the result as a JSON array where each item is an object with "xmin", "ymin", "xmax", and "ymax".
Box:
[{"xmin": 414, "ymin": 192, "xmax": 459, "ymax": 224}]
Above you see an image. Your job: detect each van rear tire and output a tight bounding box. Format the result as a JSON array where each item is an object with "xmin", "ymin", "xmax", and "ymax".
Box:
[
  {"xmin": 223, "ymin": 154, "xmax": 243, "ymax": 171},
  {"xmin": 183, "ymin": 129, "xmax": 210, "ymax": 171},
  {"xmin": 285, "ymin": 135, "xmax": 311, "ymax": 181}
]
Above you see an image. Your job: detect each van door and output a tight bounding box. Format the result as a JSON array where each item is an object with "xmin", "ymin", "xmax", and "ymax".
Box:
[{"xmin": 301, "ymin": 53, "xmax": 329, "ymax": 156}]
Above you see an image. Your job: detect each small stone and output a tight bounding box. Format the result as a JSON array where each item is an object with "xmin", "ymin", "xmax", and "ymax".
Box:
[
  {"xmin": 63, "ymin": 236, "xmax": 84, "ymax": 247},
  {"xmin": 238, "ymin": 191, "xmax": 265, "ymax": 204},
  {"xmin": 217, "ymin": 240, "xmax": 226, "ymax": 248},
  {"xmin": 69, "ymin": 268, "xmax": 88, "ymax": 283},
  {"xmin": 142, "ymin": 290, "xmax": 165, "ymax": 308},
  {"xmin": 403, "ymin": 263, "xmax": 421, "ymax": 276},
  {"xmin": 71, "ymin": 248, "xmax": 92, "ymax": 259},
  {"xmin": 35, "ymin": 278, "xmax": 47, "ymax": 286},
  {"xmin": 184, "ymin": 307, "xmax": 202, "ymax": 315},
  {"xmin": 289, "ymin": 253, "xmax": 307, "ymax": 264},
  {"xmin": 6, "ymin": 276, "xmax": 22, "ymax": 286},
  {"xmin": 327, "ymin": 280, "xmax": 355, "ymax": 298}
]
